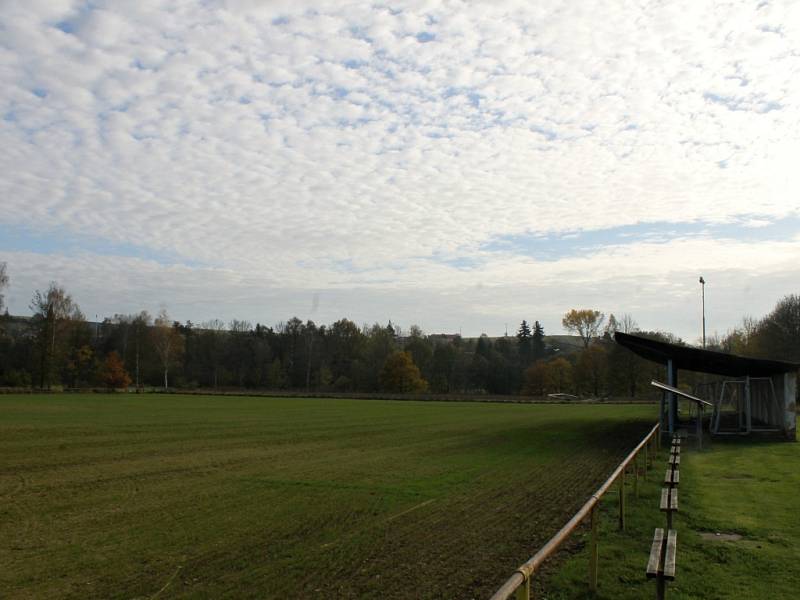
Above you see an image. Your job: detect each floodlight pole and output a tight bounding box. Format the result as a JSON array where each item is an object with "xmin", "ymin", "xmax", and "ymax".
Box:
[{"xmin": 699, "ymin": 276, "xmax": 706, "ymax": 348}]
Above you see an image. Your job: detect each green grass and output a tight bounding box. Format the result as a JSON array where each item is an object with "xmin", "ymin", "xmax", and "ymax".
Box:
[
  {"xmin": 545, "ymin": 437, "xmax": 800, "ymax": 599},
  {"xmin": 0, "ymin": 394, "xmax": 654, "ymax": 599}
]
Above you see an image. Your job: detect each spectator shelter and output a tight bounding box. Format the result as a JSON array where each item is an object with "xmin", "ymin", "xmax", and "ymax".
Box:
[{"xmin": 614, "ymin": 332, "xmax": 798, "ymax": 441}]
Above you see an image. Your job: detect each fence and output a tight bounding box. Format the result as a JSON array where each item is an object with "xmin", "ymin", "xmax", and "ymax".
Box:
[{"xmin": 490, "ymin": 422, "xmax": 661, "ymax": 600}]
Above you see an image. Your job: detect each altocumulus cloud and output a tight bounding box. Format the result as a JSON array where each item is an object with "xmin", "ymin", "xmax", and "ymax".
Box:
[{"xmin": 1, "ymin": 0, "xmax": 799, "ymax": 339}]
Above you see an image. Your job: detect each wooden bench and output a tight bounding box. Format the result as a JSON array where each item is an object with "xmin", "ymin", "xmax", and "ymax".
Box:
[
  {"xmin": 647, "ymin": 528, "xmax": 677, "ymax": 599},
  {"xmin": 659, "ymin": 487, "xmax": 679, "ymax": 528},
  {"xmin": 664, "ymin": 468, "xmax": 679, "ymax": 487}
]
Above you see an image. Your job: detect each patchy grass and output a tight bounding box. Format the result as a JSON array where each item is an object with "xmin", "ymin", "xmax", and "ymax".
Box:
[
  {"xmin": 544, "ymin": 437, "xmax": 800, "ymax": 599},
  {"xmin": 0, "ymin": 394, "xmax": 654, "ymax": 599}
]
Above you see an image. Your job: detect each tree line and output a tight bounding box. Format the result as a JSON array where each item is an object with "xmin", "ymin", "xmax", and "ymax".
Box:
[{"xmin": 0, "ymin": 263, "xmax": 797, "ymax": 396}]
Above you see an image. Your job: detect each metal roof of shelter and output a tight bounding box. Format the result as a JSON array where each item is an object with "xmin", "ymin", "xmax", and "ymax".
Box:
[{"xmin": 614, "ymin": 332, "xmax": 800, "ymax": 378}]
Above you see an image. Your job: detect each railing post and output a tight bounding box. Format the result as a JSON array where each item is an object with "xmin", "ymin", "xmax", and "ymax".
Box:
[
  {"xmin": 516, "ymin": 576, "xmax": 530, "ymax": 600},
  {"xmin": 589, "ymin": 505, "xmax": 599, "ymax": 593},
  {"xmin": 634, "ymin": 455, "xmax": 639, "ymax": 498},
  {"xmin": 643, "ymin": 442, "xmax": 648, "ymax": 480},
  {"xmin": 618, "ymin": 468, "xmax": 626, "ymax": 531}
]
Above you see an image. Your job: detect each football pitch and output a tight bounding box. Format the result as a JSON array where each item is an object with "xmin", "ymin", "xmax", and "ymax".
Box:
[{"xmin": 0, "ymin": 394, "xmax": 655, "ymax": 599}]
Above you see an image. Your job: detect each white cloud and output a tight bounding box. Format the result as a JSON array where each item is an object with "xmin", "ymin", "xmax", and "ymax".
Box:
[{"xmin": 1, "ymin": 0, "xmax": 799, "ymax": 339}]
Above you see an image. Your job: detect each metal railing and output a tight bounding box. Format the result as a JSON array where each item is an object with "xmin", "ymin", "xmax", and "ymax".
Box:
[{"xmin": 490, "ymin": 422, "xmax": 661, "ymax": 600}]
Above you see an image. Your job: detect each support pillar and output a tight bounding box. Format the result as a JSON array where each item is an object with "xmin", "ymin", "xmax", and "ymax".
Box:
[
  {"xmin": 589, "ymin": 506, "xmax": 599, "ymax": 592},
  {"xmin": 667, "ymin": 359, "xmax": 678, "ymax": 435}
]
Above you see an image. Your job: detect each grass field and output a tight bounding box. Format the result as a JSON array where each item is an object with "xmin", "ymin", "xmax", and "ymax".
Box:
[
  {"xmin": 0, "ymin": 394, "xmax": 655, "ymax": 599},
  {"xmin": 546, "ymin": 436, "xmax": 800, "ymax": 599}
]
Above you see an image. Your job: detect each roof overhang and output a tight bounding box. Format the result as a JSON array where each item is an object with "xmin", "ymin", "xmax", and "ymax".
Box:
[{"xmin": 614, "ymin": 332, "xmax": 800, "ymax": 378}]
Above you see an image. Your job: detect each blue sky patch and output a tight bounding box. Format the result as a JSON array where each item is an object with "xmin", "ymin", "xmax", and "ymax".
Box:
[
  {"xmin": 481, "ymin": 213, "xmax": 800, "ymax": 261},
  {"xmin": 0, "ymin": 225, "xmax": 201, "ymax": 267}
]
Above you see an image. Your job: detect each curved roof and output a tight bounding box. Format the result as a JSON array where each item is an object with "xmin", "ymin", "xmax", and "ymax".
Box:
[{"xmin": 614, "ymin": 331, "xmax": 800, "ymax": 377}]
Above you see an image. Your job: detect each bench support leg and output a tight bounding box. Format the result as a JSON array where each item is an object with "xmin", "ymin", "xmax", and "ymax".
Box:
[
  {"xmin": 656, "ymin": 576, "xmax": 666, "ymax": 600},
  {"xmin": 589, "ymin": 506, "xmax": 599, "ymax": 592}
]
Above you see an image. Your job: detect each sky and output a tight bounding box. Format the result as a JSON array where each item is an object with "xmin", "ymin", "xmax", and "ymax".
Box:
[{"xmin": 1, "ymin": 0, "xmax": 799, "ymax": 342}]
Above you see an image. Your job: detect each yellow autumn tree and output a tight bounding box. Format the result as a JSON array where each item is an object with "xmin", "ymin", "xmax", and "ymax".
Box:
[
  {"xmin": 562, "ymin": 309, "xmax": 605, "ymax": 348},
  {"xmin": 379, "ymin": 351, "xmax": 428, "ymax": 393}
]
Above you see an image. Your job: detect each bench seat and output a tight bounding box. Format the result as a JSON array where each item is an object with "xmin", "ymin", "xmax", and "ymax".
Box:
[
  {"xmin": 664, "ymin": 468, "xmax": 679, "ymax": 486},
  {"xmin": 659, "ymin": 488, "xmax": 678, "ymax": 512},
  {"xmin": 646, "ymin": 527, "xmax": 677, "ymax": 581}
]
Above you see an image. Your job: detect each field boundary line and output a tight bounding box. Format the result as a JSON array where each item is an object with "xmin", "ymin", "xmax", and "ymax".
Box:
[
  {"xmin": 386, "ymin": 498, "xmax": 437, "ymax": 522},
  {"xmin": 149, "ymin": 565, "xmax": 182, "ymax": 600}
]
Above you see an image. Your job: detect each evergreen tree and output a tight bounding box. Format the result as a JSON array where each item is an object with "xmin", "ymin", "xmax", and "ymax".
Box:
[
  {"xmin": 516, "ymin": 320, "xmax": 532, "ymax": 367},
  {"xmin": 532, "ymin": 320, "xmax": 545, "ymax": 360}
]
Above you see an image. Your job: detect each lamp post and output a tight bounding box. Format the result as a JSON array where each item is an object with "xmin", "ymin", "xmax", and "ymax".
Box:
[{"xmin": 699, "ymin": 276, "xmax": 706, "ymax": 348}]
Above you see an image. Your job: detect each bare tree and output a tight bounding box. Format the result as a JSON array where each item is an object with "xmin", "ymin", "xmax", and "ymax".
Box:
[
  {"xmin": 201, "ymin": 319, "xmax": 226, "ymax": 388},
  {"xmin": 151, "ymin": 309, "xmax": 184, "ymax": 389},
  {"xmin": 618, "ymin": 313, "xmax": 638, "ymax": 334}
]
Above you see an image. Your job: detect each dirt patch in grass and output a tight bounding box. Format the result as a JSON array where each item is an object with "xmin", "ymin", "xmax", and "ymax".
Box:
[{"xmin": 699, "ymin": 531, "xmax": 743, "ymax": 542}]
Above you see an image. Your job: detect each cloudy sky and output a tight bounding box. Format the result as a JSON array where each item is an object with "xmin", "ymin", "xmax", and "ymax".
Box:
[{"xmin": 1, "ymin": 0, "xmax": 799, "ymax": 341}]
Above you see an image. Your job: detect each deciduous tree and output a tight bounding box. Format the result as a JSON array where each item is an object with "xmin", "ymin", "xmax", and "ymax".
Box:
[
  {"xmin": 151, "ymin": 310, "xmax": 184, "ymax": 389},
  {"xmin": 101, "ymin": 351, "xmax": 132, "ymax": 388},
  {"xmin": 562, "ymin": 309, "xmax": 605, "ymax": 348},
  {"xmin": 753, "ymin": 294, "xmax": 800, "ymax": 362},
  {"xmin": 523, "ymin": 361, "xmax": 548, "ymax": 396},
  {"xmin": 379, "ymin": 350, "xmax": 428, "ymax": 393},
  {"xmin": 575, "ymin": 345, "xmax": 608, "ymax": 397},
  {"xmin": 29, "ymin": 283, "xmax": 83, "ymax": 388},
  {"xmin": 545, "ymin": 357, "xmax": 573, "ymax": 393}
]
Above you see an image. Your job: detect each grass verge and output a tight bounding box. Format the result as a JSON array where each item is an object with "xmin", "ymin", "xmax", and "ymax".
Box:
[{"xmin": 543, "ymin": 436, "xmax": 800, "ymax": 599}]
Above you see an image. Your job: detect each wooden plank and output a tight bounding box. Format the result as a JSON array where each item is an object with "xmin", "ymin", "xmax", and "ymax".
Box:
[
  {"xmin": 664, "ymin": 469, "xmax": 680, "ymax": 486},
  {"xmin": 670, "ymin": 489, "xmax": 679, "ymax": 511},
  {"xmin": 646, "ymin": 528, "xmax": 664, "ymax": 578},
  {"xmin": 670, "ymin": 454, "xmax": 680, "ymax": 466},
  {"xmin": 660, "ymin": 488, "xmax": 669, "ymax": 511},
  {"xmin": 663, "ymin": 529, "xmax": 677, "ymax": 580}
]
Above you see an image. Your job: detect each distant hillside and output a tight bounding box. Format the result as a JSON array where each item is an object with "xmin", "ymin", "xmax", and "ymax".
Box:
[
  {"xmin": 456, "ymin": 334, "xmax": 585, "ymax": 356},
  {"xmin": 543, "ymin": 335, "xmax": 585, "ymax": 355}
]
